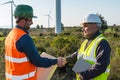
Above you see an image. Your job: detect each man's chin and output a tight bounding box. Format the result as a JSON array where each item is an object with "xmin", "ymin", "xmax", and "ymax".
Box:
[
  {"xmin": 84, "ymin": 34, "xmax": 90, "ymax": 38},
  {"xmin": 84, "ymin": 34, "xmax": 87, "ymax": 37},
  {"xmin": 24, "ymin": 26, "xmax": 30, "ymax": 30}
]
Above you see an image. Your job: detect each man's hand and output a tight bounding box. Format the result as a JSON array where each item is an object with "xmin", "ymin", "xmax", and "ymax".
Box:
[
  {"xmin": 77, "ymin": 72, "xmax": 83, "ymax": 80},
  {"xmin": 57, "ymin": 57, "xmax": 67, "ymax": 67}
]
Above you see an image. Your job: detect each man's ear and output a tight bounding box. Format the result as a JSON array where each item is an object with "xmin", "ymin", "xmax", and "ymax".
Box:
[
  {"xmin": 18, "ymin": 19, "xmax": 26, "ymax": 26},
  {"xmin": 94, "ymin": 24, "xmax": 99, "ymax": 30}
]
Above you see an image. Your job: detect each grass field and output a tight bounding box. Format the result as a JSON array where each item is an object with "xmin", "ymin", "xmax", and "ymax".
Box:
[
  {"xmin": 0, "ymin": 27, "xmax": 120, "ymax": 80},
  {"xmin": 0, "ymin": 37, "xmax": 5, "ymax": 41}
]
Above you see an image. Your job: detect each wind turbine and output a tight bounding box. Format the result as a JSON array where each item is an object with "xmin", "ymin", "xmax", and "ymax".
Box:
[
  {"xmin": 1, "ymin": 0, "xmax": 16, "ymax": 28},
  {"xmin": 44, "ymin": 11, "xmax": 52, "ymax": 28}
]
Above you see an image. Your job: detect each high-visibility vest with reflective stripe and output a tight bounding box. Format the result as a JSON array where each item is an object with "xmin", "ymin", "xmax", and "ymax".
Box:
[
  {"xmin": 5, "ymin": 28, "xmax": 36, "ymax": 80},
  {"xmin": 76, "ymin": 34, "xmax": 110, "ymax": 80}
]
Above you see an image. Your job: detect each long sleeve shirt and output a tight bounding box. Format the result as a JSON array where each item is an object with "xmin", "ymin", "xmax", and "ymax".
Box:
[
  {"xmin": 66, "ymin": 30, "xmax": 111, "ymax": 80},
  {"xmin": 15, "ymin": 25, "xmax": 57, "ymax": 68}
]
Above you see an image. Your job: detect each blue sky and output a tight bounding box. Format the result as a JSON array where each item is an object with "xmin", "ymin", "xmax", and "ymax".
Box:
[{"xmin": 0, "ymin": 0, "xmax": 120, "ymax": 28}]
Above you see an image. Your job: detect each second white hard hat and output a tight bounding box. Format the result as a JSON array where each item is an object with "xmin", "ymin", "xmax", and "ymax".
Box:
[{"xmin": 82, "ymin": 14, "xmax": 101, "ymax": 24}]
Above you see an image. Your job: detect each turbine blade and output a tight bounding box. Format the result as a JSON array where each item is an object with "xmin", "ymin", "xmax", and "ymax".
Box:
[
  {"xmin": 12, "ymin": 1, "xmax": 16, "ymax": 7},
  {"xmin": 48, "ymin": 10, "xmax": 51, "ymax": 15},
  {"xmin": 44, "ymin": 14, "xmax": 49, "ymax": 16},
  {"xmin": 49, "ymin": 16, "xmax": 52, "ymax": 20},
  {"xmin": 1, "ymin": 1, "xmax": 11, "ymax": 5}
]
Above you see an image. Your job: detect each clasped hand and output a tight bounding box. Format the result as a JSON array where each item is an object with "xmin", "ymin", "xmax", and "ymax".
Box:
[{"xmin": 57, "ymin": 57, "xmax": 67, "ymax": 67}]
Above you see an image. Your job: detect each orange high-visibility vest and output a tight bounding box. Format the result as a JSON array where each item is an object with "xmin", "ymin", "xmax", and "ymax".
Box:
[{"xmin": 5, "ymin": 28, "xmax": 36, "ymax": 80}]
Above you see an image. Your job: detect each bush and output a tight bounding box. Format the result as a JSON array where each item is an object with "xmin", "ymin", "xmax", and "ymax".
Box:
[{"xmin": 110, "ymin": 54, "xmax": 120, "ymax": 80}]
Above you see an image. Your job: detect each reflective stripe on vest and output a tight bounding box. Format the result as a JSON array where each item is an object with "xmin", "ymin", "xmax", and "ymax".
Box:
[
  {"xmin": 6, "ymin": 71, "xmax": 35, "ymax": 80},
  {"xmin": 5, "ymin": 55, "xmax": 29, "ymax": 63},
  {"xmin": 77, "ymin": 34, "xmax": 110, "ymax": 80}
]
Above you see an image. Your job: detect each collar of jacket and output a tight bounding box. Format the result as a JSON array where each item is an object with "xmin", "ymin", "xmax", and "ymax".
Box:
[{"xmin": 16, "ymin": 25, "xmax": 29, "ymax": 34}]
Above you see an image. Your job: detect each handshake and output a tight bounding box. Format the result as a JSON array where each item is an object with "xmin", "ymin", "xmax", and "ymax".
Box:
[{"xmin": 57, "ymin": 57, "xmax": 67, "ymax": 67}]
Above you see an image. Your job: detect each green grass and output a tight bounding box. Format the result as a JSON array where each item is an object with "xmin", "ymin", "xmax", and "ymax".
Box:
[
  {"xmin": 0, "ymin": 37, "xmax": 5, "ymax": 41},
  {"xmin": 105, "ymin": 28, "xmax": 113, "ymax": 33},
  {"xmin": 0, "ymin": 27, "xmax": 120, "ymax": 79}
]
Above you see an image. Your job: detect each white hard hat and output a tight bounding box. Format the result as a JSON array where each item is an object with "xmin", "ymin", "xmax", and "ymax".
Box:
[{"xmin": 82, "ymin": 14, "xmax": 101, "ymax": 24}]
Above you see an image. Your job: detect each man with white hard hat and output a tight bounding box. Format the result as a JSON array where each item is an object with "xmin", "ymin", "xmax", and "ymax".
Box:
[{"xmin": 62, "ymin": 14, "xmax": 111, "ymax": 80}]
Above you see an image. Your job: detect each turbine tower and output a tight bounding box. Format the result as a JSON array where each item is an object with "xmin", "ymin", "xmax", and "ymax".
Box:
[
  {"xmin": 2, "ymin": 0, "xmax": 16, "ymax": 29},
  {"xmin": 55, "ymin": 0, "xmax": 61, "ymax": 34},
  {"xmin": 44, "ymin": 11, "xmax": 52, "ymax": 28}
]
